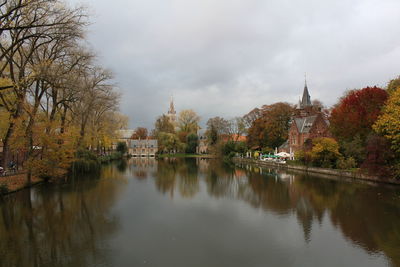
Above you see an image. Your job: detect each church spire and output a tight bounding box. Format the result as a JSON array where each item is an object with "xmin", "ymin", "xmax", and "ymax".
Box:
[
  {"xmin": 168, "ymin": 95, "xmax": 176, "ymax": 115},
  {"xmin": 300, "ymin": 74, "xmax": 311, "ymax": 108}
]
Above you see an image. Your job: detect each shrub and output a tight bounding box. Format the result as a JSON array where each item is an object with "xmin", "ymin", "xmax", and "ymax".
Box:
[
  {"xmin": 116, "ymin": 142, "xmax": 128, "ymax": 154},
  {"xmin": 336, "ymin": 157, "xmax": 357, "ymax": 170}
]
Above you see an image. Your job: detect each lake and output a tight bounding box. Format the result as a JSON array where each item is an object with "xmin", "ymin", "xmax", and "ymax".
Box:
[{"xmin": 0, "ymin": 158, "xmax": 399, "ymax": 267}]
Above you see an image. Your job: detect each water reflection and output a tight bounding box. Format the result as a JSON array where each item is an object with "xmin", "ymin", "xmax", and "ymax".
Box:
[
  {"xmin": 1, "ymin": 158, "xmax": 399, "ymax": 266},
  {"xmin": 0, "ymin": 164, "xmax": 127, "ymax": 267},
  {"xmin": 130, "ymin": 158, "xmax": 400, "ymax": 266}
]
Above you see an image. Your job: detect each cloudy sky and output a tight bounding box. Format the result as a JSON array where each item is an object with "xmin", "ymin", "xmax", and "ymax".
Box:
[{"xmin": 69, "ymin": 0, "xmax": 400, "ymax": 129}]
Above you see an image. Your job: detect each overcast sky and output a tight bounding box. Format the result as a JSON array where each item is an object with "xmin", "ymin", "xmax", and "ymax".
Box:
[{"xmin": 69, "ymin": 0, "xmax": 400, "ymax": 129}]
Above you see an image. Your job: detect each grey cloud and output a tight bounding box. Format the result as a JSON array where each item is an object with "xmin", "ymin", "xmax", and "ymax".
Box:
[{"xmin": 69, "ymin": 0, "xmax": 400, "ymax": 129}]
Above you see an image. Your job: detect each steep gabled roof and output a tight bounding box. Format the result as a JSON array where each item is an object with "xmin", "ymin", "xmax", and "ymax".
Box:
[{"xmin": 294, "ymin": 115, "xmax": 318, "ymax": 133}]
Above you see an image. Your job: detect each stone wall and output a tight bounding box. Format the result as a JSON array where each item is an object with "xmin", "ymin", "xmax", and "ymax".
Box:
[{"xmin": 232, "ymin": 157, "xmax": 400, "ymax": 185}]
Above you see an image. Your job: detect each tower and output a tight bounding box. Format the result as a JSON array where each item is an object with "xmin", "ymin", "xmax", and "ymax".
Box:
[
  {"xmin": 300, "ymin": 75, "xmax": 311, "ymax": 109},
  {"xmin": 167, "ymin": 95, "xmax": 176, "ymax": 123}
]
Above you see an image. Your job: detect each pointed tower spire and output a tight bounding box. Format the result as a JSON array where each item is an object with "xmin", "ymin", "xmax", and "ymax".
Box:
[
  {"xmin": 168, "ymin": 94, "xmax": 176, "ymax": 115},
  {"xmin": 300, "ymin": 74, "xmax": 311, "ymax": 108},
  {"xmin": 167, "ymin": 94, "xmax": 177, "ymax": 124}
]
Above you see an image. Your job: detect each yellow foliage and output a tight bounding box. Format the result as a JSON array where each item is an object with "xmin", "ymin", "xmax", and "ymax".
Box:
[{"xmin": 373, "ymin": 87, "xmax": 400, "ymax": 154}]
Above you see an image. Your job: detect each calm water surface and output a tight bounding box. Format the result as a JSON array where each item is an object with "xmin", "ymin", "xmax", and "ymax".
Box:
[{"xmin": 1, "ymin": 158, "xmax": 400, "ymax": 267}]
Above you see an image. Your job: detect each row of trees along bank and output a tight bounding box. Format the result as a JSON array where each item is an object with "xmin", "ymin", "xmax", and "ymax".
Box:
[
  {"xmin": 0, "ymin": 0, "xmax": 128, "ymax": 183},
  {"xmin": 239, "ymin": 78, "xmax": 400, "ymax": 180}
]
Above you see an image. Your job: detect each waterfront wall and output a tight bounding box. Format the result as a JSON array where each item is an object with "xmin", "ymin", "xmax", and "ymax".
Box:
[{"xmin": 233, "ymin": 157, "xmax": 400, "ymax": 185}]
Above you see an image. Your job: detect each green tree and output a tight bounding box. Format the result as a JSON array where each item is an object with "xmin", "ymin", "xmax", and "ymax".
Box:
[
  {"xmin": 157, "ymin": 132, "xmax": 184, "ymax": 153},
  {"xmin": 186, "ymin": 133, "xmax": 199, "ymax": 154},
  {"xmin": 116, "ymin": 142, "xmax": 127, "ymax": 154}
]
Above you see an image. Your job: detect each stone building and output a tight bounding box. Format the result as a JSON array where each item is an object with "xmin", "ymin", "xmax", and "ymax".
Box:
[
  {"xmin": 280, "ymin": 81, "xmax": 331, "ymax": 157},
  {"xmin": 196, "ymin": 130, "xmax": 209, "ymax": 154},
  {"xmin": 128, "ymin": 139, "xmax": 158, "ymax": 157}
]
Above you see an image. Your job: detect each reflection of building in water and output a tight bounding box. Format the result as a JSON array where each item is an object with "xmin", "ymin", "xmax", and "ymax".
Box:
[
  {"xmin": 128, "ymin": 139, "xmax": 158, "ymax": 157},
  {"xmin": 196, "ymin": 158, "xmax": 210, "ymax": 172},
  {"xmin": 129, "ymin": 157, "xmax": 157, "ymax": 179}
]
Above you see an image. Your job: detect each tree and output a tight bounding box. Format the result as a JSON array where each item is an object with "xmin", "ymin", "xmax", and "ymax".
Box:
[
  {"xmin": 116, "ymin": 142, "xmax": 127, "ymax": 154},
  {"xmin": 247, "ymin": 102, "xmax": 293, "ymax": 149},
  {"xmin": 0, "ymin": 0, "xmax": 87, "ymax": 169},
  {"xmin": 309, "ymin": 138, "xmax": 342, "ymax": 168},
  {"xmin": 227, "ymin": 117, "xmax": 246, "ymax": 141},
  {"xmin": 361, "ymin": 134, "xmax": 394, "ymax": 177},
  {"xmin": 243, "ymin": 107, "xmax": 262, "ymax": 128},
  {"xmin": 154, "ymin": 115, "xmax": 175, "ymax": 134},
  {"xmin": 178, "ymin": 109, "xmax": 200, "ymax": 134},
  {"xmin": 374, "ymin": 87, "xmax": 400, "ymax": 154},
  {"xmin": 387, "ymin": 75, "xmax": 400, "ymax": 95},
  {"xmin": 373, "ymin": 86, "xmax": 400, "ymax": 178},
  {"xmin": 206, "ymin": 116, "xmax": 229, "ymax": 145},
  {"xmin": 185, "ymin": 133, "xmax": 198, "ymax": 154},
  {"xmin": 330, "ymin": 87, "xmax": 388, "ymax": 142},
  {"xmin": 133, "ymin": 127, "xmax": 148, "ymax": 139},
  {"xmin": 157, "ymin": 132, "xmax": 184, "ymax": 153}
]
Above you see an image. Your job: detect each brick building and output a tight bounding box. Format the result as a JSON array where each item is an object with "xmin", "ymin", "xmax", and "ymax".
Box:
[{"xmin": 280, "ymin": 81, "xmax": 331, "ymax": 157}]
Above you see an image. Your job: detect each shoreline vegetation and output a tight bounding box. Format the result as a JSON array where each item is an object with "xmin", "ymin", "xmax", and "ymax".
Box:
[{"xmin": 0, "ymin": 1, "xmax": 129, "ymax": 193}]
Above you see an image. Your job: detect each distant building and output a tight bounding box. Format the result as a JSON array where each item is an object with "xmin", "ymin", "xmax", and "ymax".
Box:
[
  {"xmin": 196, "ymin": 129, "xmax": 209, "ymax": 154},
  {"xmin": 116, "ymin": 129, "xmax": 135, "ymax": 144},
  {"xmin": 280, "ymin": 80, "xmax": 331, "ymax": 157},
  {"xmin": 128, "ymin": 139, "xmax": 158, "ymax": 157}
]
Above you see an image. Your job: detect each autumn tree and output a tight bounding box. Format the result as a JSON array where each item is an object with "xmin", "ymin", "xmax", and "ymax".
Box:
[
  {"xmin": 178, "ymin": 109, "xmax": 200, "ymax": 135},
  {"xmin": 387, "ymin": 75, "xmax": 400, "ymax": 95},
  {"xmin": 206, "ymin": 116, "xmax": 229, "ymax": 145},
  {"xmin": 373, "ymin": 86, "xmax": 400, "ymax": 177},
  {"xmin": 0, "ymin": 0, "xmax": 86, "ymax": 168},
  {"xmin": 247, "ymin": 102, "xmax": 294, "ymax": 150},
  {"xmin": 0, "ymin": 1, "xmax": 124, "ymax": 182},
  {"xmin": 133, "ymin": 127, "xmax": 148, "ymax": 139},
  {"xmin": 330, "ymin": 87, "xmax": 388, "ymax": 143},
  {"xmin": 242, "ymin": 107, "xmax": 262, "ymax": 128},
  {"xmin": 154, "ymin": 115, "xmax": 175, "ymax": 135},
  {"xmin": 227, "ymin": 117, "xmax": 247, "ymax": 141}
]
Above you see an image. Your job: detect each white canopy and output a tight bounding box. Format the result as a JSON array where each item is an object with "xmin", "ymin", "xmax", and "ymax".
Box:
[{"xmin": 276, "ymin": 152, "xmax": 291, "ymax": 158}]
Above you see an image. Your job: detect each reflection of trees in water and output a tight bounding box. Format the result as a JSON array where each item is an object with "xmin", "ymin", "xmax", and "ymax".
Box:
[
  {"xmin": 241, "ymin": 166, "xmax": 400, "ymax": 266},
  {"xmin": 154, "ymin": 158, "xmax": 200, "ymax": 199},
  {"xmin": 135, "ymin": 158, "xmax": 400, "ymax": 266},
  {"xmin": 0, "ymin": 164, "xmax": 127, "ymax": 267}
]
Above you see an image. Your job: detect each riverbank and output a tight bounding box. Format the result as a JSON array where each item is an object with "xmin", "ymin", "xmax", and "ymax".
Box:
[
  {"xmin": 0, "ymin": 173, "xmax": 43, "ymax": 195},
  {"xmin": 233, "ymin": 157, "xmax": 400, "ymax": 185},
  {"xmin": 157, "ymin": 153, "xmax": 218, "ymax": 159}
]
